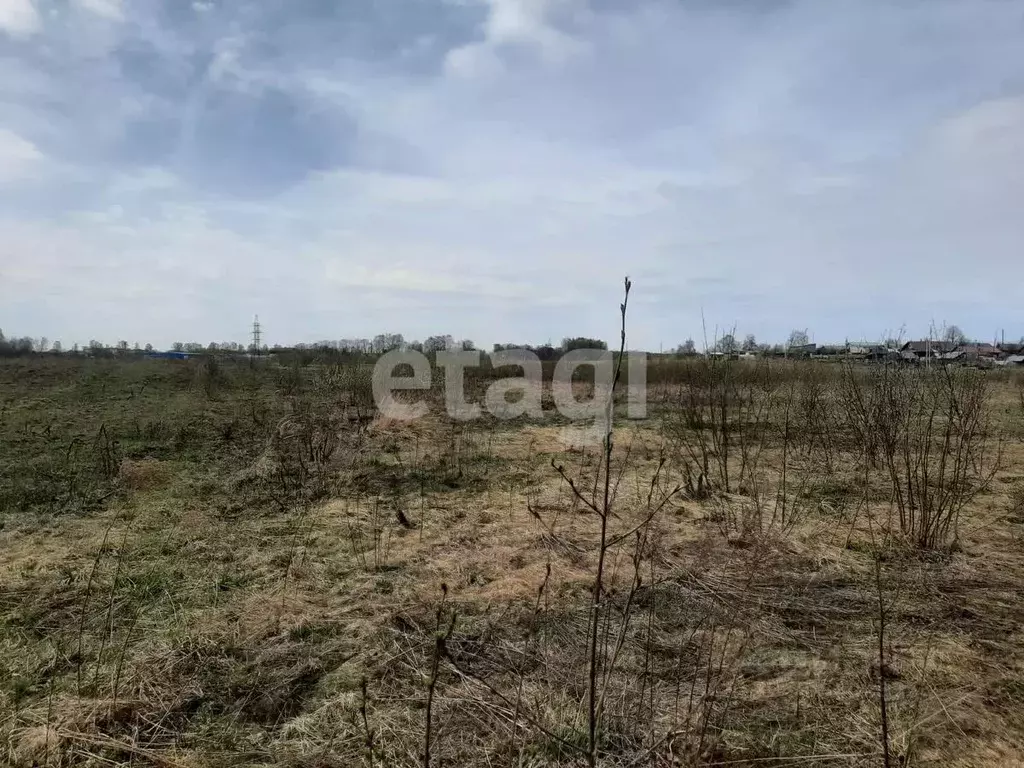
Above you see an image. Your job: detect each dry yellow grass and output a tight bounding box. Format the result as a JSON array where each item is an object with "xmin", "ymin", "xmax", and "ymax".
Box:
[{"xmin": 2, "ymin": 364, "xmax": 1024, "ymax": 767}]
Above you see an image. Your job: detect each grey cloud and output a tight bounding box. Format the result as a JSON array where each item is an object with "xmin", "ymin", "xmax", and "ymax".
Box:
[
  {"xmin": 2, "ymin": 0, "xmax": 1024, "ymax": 348},
  {"xmin": 178, "ymin": 84, "xmax": 353, "ymax": 195}
]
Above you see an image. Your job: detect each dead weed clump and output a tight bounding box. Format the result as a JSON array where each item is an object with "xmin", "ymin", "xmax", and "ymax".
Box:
[{"xmin": 116, "ymin": 458, "xmax": 172, "ymax": 493}]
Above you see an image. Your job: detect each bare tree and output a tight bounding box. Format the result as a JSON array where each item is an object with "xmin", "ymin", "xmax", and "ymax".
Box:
[
  {"xmin": 676, "ymin": 339, "xmax": 696, "ymax": 355},
  {"xmin": 943, "ymin": 324, "xmax": 967, "ymax": 345},
  {"xmin": 424, "ymin": 335, "xmax": 454, "ymax": 353},
  {"xmin": 371, "ymin": 333, "xmax": 405, "ymax": 353},
  {"xmin": 788, "ymin": 329, "xmax": 810, "ymax": 348}
]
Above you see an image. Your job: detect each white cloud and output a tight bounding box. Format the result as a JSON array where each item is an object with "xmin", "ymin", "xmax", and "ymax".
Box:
[
  {"xmin": 444, "ymin": 0, "xmax": 588, "ymax": 77},
  {"xmin": 106, "ymin": 167, "xmax": 181, "ymax": 196},
  {"xmin": 0, "ymin": 128, "xmax": 43, "ymax": 181},
  {"xmin": 0, "ymin": 0, "xmax": 39, "ymax": 36},
  {"xmin": 932, "ymin": 96, "xmax": 1024, "ymax": 164},
  {"xmin": 323, "ymin": 262, "xmax": 539, "ymax": 300},
  {"xmin": 73, "ymin": 0, "xmax": 123, "ymax": 21}
]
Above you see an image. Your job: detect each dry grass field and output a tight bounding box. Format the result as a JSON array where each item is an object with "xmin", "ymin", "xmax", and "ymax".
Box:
[{"xmin": 2, "ymin": 351, "xmax": 1023, "ymax": 767}]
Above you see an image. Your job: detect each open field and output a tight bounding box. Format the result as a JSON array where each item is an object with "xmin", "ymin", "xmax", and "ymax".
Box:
[{"xmin": 2, "ymin": 354, "xmax": 1024, "ymax": 767}]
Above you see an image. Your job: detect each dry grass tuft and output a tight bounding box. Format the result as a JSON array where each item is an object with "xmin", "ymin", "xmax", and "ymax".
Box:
[{"xmin": 117, "ymin": 458, "xmax": 172, "ymax": 492}]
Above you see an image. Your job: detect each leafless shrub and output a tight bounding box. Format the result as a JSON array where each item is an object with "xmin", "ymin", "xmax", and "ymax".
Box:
[
  {"xmin": 268, "ymin": 407, "xmax": 340, "ymax": 505},
  {"xmin": 194, "ymin": 354, "xmax": 229, "ymax": 400},
  {"xmin": 313, "ymin": 361, "xmax": 376, "ymax": 419},
  {"xmin": 344, "ymin": 497, "xmax": 395, "ymax": 572},
  {"xmin": 92, "ymin": 425, "xmax": 121, "ymax": 484},
  {"xmin": 795, "ymin": 363, "xmax": 841, "ymax": 474},
  {"xmin": 664, "ymin": 357, "xmax": 776, "ymax": 498},
  {"xmin": 842, "ymin": 362, "xmax": 1001, "ymax": 549},
  {"xmin": 277, "ymin": 360, "xmax": 306, "ymax": 398},
  {"xmin": 668, "ymin": 361, "xmax": 841, "ymax": 541}
]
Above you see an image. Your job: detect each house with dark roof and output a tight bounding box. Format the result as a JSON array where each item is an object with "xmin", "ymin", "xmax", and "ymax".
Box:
[
  {"xmin": 846, "ymin": 341, "xmax": 889, "ymax": 360},
  {"xmin": 960, "ymin": 343, "xmax": 1003, "ymax": 362},
  {"xmin": 786, "ymin": 342, "xmax": 817, "ymax": 358},
  {"xmin": 900, "ymin": 340, "xmax": 956, "ymax": 359},
  {"xmin": 903, "ymin": 341, "xmax": 1005, "ymax": 366},
  {"xmin": 847, "ymin": 341, "xmax": 883, "ymax": 355}
]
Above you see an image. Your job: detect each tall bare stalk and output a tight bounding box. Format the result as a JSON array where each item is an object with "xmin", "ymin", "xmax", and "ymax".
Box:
[
  {"xmin": 585, "ymin": 275, "xmax": 632, "ymax": 766},
  {"xmin": 424, "ymin": 583, "xmax": 456, "ymax": 768}
]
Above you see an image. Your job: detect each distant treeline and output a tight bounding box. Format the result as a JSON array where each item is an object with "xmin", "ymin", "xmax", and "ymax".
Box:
[{"xmin": 0, "ymin": 329, "xmax": 610, "ymax": 362}]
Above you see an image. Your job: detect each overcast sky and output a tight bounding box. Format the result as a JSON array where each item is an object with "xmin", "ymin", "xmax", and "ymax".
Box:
[{"xmin": 2, "ymin": 0, "xmax": 1023, "ymax": 350}]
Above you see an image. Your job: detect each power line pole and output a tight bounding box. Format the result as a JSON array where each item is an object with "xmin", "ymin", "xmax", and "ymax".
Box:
[{"xmin": 251, "ymin": 315, "xmax": 262, "ymax": 358}]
